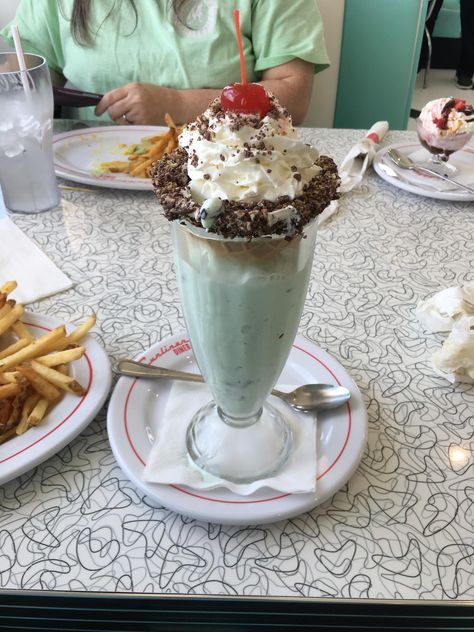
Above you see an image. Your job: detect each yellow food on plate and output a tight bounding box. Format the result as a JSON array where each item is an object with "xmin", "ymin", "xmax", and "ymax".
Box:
[
  {"xmin": 98, "ymin": 113, "xmax": 183, "ymax": 179},
  {"xmin": 0, "ymin": 280, "xmax": 96, "ymax": 444}
]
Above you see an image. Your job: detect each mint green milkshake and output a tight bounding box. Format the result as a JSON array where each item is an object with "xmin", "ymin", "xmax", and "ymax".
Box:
[
  {"xmin": 172, "ymin": 222, "xmax": 317, "ymax": 419},
  {"xmin": 152, "ymin": 90, "xmax": 339, "ymax": 483}
]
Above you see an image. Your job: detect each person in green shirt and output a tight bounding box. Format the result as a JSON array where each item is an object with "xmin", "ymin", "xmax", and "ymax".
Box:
[{"xmin": 1, "ymin": 0, "xmax": 330, "ymax": 126}]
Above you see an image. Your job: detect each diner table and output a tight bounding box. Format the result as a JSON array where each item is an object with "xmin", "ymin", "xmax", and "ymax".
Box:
[{"xmin": 0, "ymin": 120, "xmax": 473, "ymax": 630}]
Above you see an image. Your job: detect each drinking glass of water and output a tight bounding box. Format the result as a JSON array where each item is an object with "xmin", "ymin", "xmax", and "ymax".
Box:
[{"xmin": 0, "ymin": 52, "xmax": 60, "ymax": 213}]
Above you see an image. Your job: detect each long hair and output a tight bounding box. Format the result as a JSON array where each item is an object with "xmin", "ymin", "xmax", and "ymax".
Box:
[{"xmin": 68, "ymin": 0, "xmax": 188, "ymax": 46}]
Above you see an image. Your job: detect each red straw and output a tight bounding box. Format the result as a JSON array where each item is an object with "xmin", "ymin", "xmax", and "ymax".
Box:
[{"xmin": 233, "ymin": 9, "xmax": 246, "ymax": 85}]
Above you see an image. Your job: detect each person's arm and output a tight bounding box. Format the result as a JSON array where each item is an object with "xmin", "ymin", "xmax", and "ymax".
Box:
[{"xmin": 95, "ymin": 58, "xmax": 314, "ymax": 126}]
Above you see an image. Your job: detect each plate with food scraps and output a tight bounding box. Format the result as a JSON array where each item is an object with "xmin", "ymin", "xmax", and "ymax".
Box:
[
  {"xmin": 107, "ymin": 332, "xmax": 367, "ymax": 526},
  {"xmin": 374, "ymin": 142, "xmax": 474, "ymax": 201},
  {"xmin": 53, "ymin": 125, "xmax": 173, "ymax": 191},
  {"xmin": 0, "ymin": 311, "xmax": 111, "ymax": 486}
]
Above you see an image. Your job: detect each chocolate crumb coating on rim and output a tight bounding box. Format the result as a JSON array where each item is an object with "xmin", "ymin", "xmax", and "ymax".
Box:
[
  {"xmin": 150, "ymin": 96, "xmax": 340, "ymax": 240},
  {"xmin": 152, "ymin": 149, "xmax": 339, "ymax": 240}
]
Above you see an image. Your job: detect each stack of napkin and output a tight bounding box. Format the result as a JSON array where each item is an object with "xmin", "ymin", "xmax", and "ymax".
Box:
[
  {"xmin": 416, "ymin": 283, "xmax": 474, "ymax": 383},
  {"xmin": 0, "ymin": 189, "xmax": 73, "ymax": 303}
]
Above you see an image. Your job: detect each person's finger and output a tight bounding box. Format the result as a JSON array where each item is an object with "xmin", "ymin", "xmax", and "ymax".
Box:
[
  {"xmin": 95, "ymin": 86, "xmax": 128, "ymax": 117},
  {"xmin": 106, "ymin": 97, "xmax": 134, "ymax": 124}
]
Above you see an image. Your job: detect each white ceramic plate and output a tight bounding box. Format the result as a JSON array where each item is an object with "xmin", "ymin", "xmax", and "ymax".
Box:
[
  {"xmin": 374, "ymin": 142, "xmax": 474, "ymax": 201},
  {"xmin": 0, "ymin": 312, "xmax": 112, "ymax": 485},
  {"xmin": 107, "ymin": 333, "xmax": 367, "ymax": 525},
  {"xmin": 53, "ymin": 125, "xmax": 167, "ymax": 190}
]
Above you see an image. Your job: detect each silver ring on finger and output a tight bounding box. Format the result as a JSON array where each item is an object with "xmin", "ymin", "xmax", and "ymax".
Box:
[{"xmin": 122, "ymin": 113, "xmax": 131, "ymax": 124}]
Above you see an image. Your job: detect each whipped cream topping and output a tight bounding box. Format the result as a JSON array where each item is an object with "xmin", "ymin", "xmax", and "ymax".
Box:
[
  {"xmin": 179, "ymin": 95, "xmax": 321, "ymax": 205},
  {"xmin": 419, "ymin": 97, "xmax": 474, "ymax": 136}
]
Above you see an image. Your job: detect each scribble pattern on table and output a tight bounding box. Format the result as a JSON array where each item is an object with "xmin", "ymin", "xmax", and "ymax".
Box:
[{"xmin": 1, "ymin": 128, "xmax": 473, "ymax": 601}]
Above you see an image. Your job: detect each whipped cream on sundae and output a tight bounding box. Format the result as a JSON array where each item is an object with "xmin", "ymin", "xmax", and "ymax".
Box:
[{"xmin": 419, "ymin": 97, "xmax": 474, "ymax": 137}]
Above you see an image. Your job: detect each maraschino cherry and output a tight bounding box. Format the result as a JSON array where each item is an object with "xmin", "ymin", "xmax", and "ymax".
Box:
[{"xmin": 220, "ymin": 9, "xmax": 271, "ymax": 118}]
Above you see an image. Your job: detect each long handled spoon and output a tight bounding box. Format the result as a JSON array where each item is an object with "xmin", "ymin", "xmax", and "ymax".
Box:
[
  {"xmin": 115, "ymin": 359, "xmax": 351, "ymax": 413},
  {"xmin": 388, "ymin": 147, "xmax": 474, "ymax": 194}
]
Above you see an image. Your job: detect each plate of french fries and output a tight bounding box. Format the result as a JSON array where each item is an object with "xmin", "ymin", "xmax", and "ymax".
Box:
[
  {"xmin": 0, "ymin": 281, "xmax": 111, "ymax": 485},
  {"xmin": 53, "ymin": 116, "xmax": 182, "ymax": 191}
]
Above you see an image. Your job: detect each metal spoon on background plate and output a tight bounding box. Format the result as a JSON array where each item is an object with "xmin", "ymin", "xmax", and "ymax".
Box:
[
  {"xmin": 115, "ymin": 359, "xmax": 351, "ymax": 413},
  {"xmin": 387, "ymin": 147, "xmax": 474, "ymax": 194}
]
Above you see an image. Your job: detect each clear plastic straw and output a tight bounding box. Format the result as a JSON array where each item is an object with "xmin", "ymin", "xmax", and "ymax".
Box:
[{"xmin": 10, "ymin": 24, "xmax": 32, "ymax": 98}]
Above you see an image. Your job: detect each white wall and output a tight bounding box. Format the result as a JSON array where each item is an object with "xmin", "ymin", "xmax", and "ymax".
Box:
[
  {"xmin": 0, "ymin": 0, "xmax": 18, "ymax": 51},
  {"xmin": 303, "ymin": 0, "xmax": 345, "ymax": 128}
]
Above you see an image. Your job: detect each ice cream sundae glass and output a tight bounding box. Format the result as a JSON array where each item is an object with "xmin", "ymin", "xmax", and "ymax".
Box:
[
  {"xmin": 151, "ymin": 12, "xmax": 339, "ymax": 484},
  {"xmin": 417, "ymin": 97, "xmax": 474, "ymax": 175}
]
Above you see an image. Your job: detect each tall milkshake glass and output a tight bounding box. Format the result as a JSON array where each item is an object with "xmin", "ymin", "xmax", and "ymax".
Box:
[
  {"xmin": 0, "ymin": 53, "xmax": 60, "ymax": 213},
  {"xmin": 171, "ymin": 219, "xmax": 318, "ymax": 483}
]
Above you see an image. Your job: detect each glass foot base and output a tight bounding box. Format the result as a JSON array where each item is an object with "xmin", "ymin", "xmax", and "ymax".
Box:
[
  {"xmin": 186, "ymin": 401, "xmax": 293, "ymax": 484},
  {"xmin": 418, "ymin": 158, "xmax": 458, "ymax": 177}
]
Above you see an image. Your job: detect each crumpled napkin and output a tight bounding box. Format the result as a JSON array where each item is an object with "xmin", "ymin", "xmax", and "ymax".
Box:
[
  {"xmin": 318, "ymin": 121, "xmax": 389, "ymax": 227},
  {"xmin": 142, "ymin": 381, "xmax": 317, "ymax": 496},
  {"xmin": 416, "ymin": 283, "xmax": 474, "ymax": 382},
  {"xmin": 0, "ymin": 191, "xmax": 73, "ymax": 303}
]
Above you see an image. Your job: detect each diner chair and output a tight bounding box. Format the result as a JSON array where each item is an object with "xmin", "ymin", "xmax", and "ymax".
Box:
[{"xmin": 423, "ymin": 0, "xmax": 461, "ymax": 88}]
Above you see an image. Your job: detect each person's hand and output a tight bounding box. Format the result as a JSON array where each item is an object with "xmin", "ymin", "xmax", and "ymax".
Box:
[{"xmin": 95, "ymin": 82, "xmax": 176, "ymax": 125}]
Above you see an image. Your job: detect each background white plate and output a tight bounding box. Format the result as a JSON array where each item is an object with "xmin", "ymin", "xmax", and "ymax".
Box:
[
  {"xmin": 107, "ymin": 333, "xmax": 368, "ymax": 525},
  {"xmin": 53, "ymin": 126, "xmax": 167, "ymax": 191},
  {"xmin": 374, "ymin": 142, "xmax": 474, "ymax": 201},
  {"xmin": 0, "ymin": 312, "xmax": 112, "ymax": 485}
]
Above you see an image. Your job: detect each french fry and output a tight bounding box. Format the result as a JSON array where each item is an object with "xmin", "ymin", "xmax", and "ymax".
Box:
[
  {"xmin": 66, "ymin": 314, "xmax": 96, "ymax": 343},
  {"xmin": 27, "ymin": 398, "xmax": 50, "ymax": 427},
  {"xmin": 0, "ymin": 281, "xmax": 17, "ymax": 295},
  {"xmin": 164, "ymin": 113, "xmax": 177, "ymax": 129},
  {"xmin": 0, "ymin": 338, "xmax": 29, "ymax": 360},
  {"xmin": 0, "ymin": 427, "xmax": 17, "ymax": 445},
  {"xmin": 17, "ymin": 365, "xmax": 62, "ymax": 403},
  {"xmin": 29, "ymin": 360, "xmax": 85, "ymax": 396},
  {"xmin": 0, "ymin": 301, "xmax": 14, "ymax": 321},
  {"xmin": 0, "ymin": 325, "xmax": 66, "ymax": 372},
  {"xmin": 36, "ymin": 347, "xmax": 85, "ymax": 367},
  {"xmin": 16, "ymin": 392, "xmax": 41, "ymax": 435},
  {"xmin": 0, "ymin": 283, "xmax": 91, "ymax": 444},
  {"xmin": 0, "ymin": 383, "xmax": 21, "ymax": 399},
  {"xmin": 0, "ymin": 371, "xmax": 22, "ymax": 384},
  {"xmin": 12, "ymin": 320, "xmax": 34, "ymax": 342},
  {"xmin": 98, "ymin": 116, "xmax": 182, "ymax": 178}
]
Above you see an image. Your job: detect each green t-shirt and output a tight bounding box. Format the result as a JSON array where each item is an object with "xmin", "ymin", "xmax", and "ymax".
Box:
[{"xmin": 1, "ymin": 0, "xmax": 330, "ymax": 121}]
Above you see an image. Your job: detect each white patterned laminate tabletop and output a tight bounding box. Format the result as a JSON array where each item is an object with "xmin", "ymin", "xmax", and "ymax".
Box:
[{"xmin": 1, "ymin": 124, "xmax": 473, "ymax": 601}]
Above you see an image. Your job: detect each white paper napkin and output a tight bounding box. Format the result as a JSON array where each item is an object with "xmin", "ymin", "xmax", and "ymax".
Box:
[
  {"xmin": 417, "ymin": 283, "xmax": 474, "ymax": 383},
  {"xmin": 318, "ymin": 121, "xmax": 389, "ymax": 228},
  {"xmin": 142, "ymin": 381, "xmax": 317, "ymax": 495},
  {"xmin": 0, "ymin": 215, "xmax": 73, "ymax": 304},
  {"xmin": 397, "ymin": 147, "xmax": 474, "ymax": 191},
  {"xmin": 338, "ymin": 121, "xmax": 389, "ymax": 193}
]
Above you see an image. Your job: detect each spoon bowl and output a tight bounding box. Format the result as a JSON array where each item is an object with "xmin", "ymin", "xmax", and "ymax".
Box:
[
  {"xmin": 271, "ymin": 384, "xmax": 351, "ymax": 412},
  {"xmin": 115, "ymin": 359, "xmax": 351, "ymax": 413}
]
